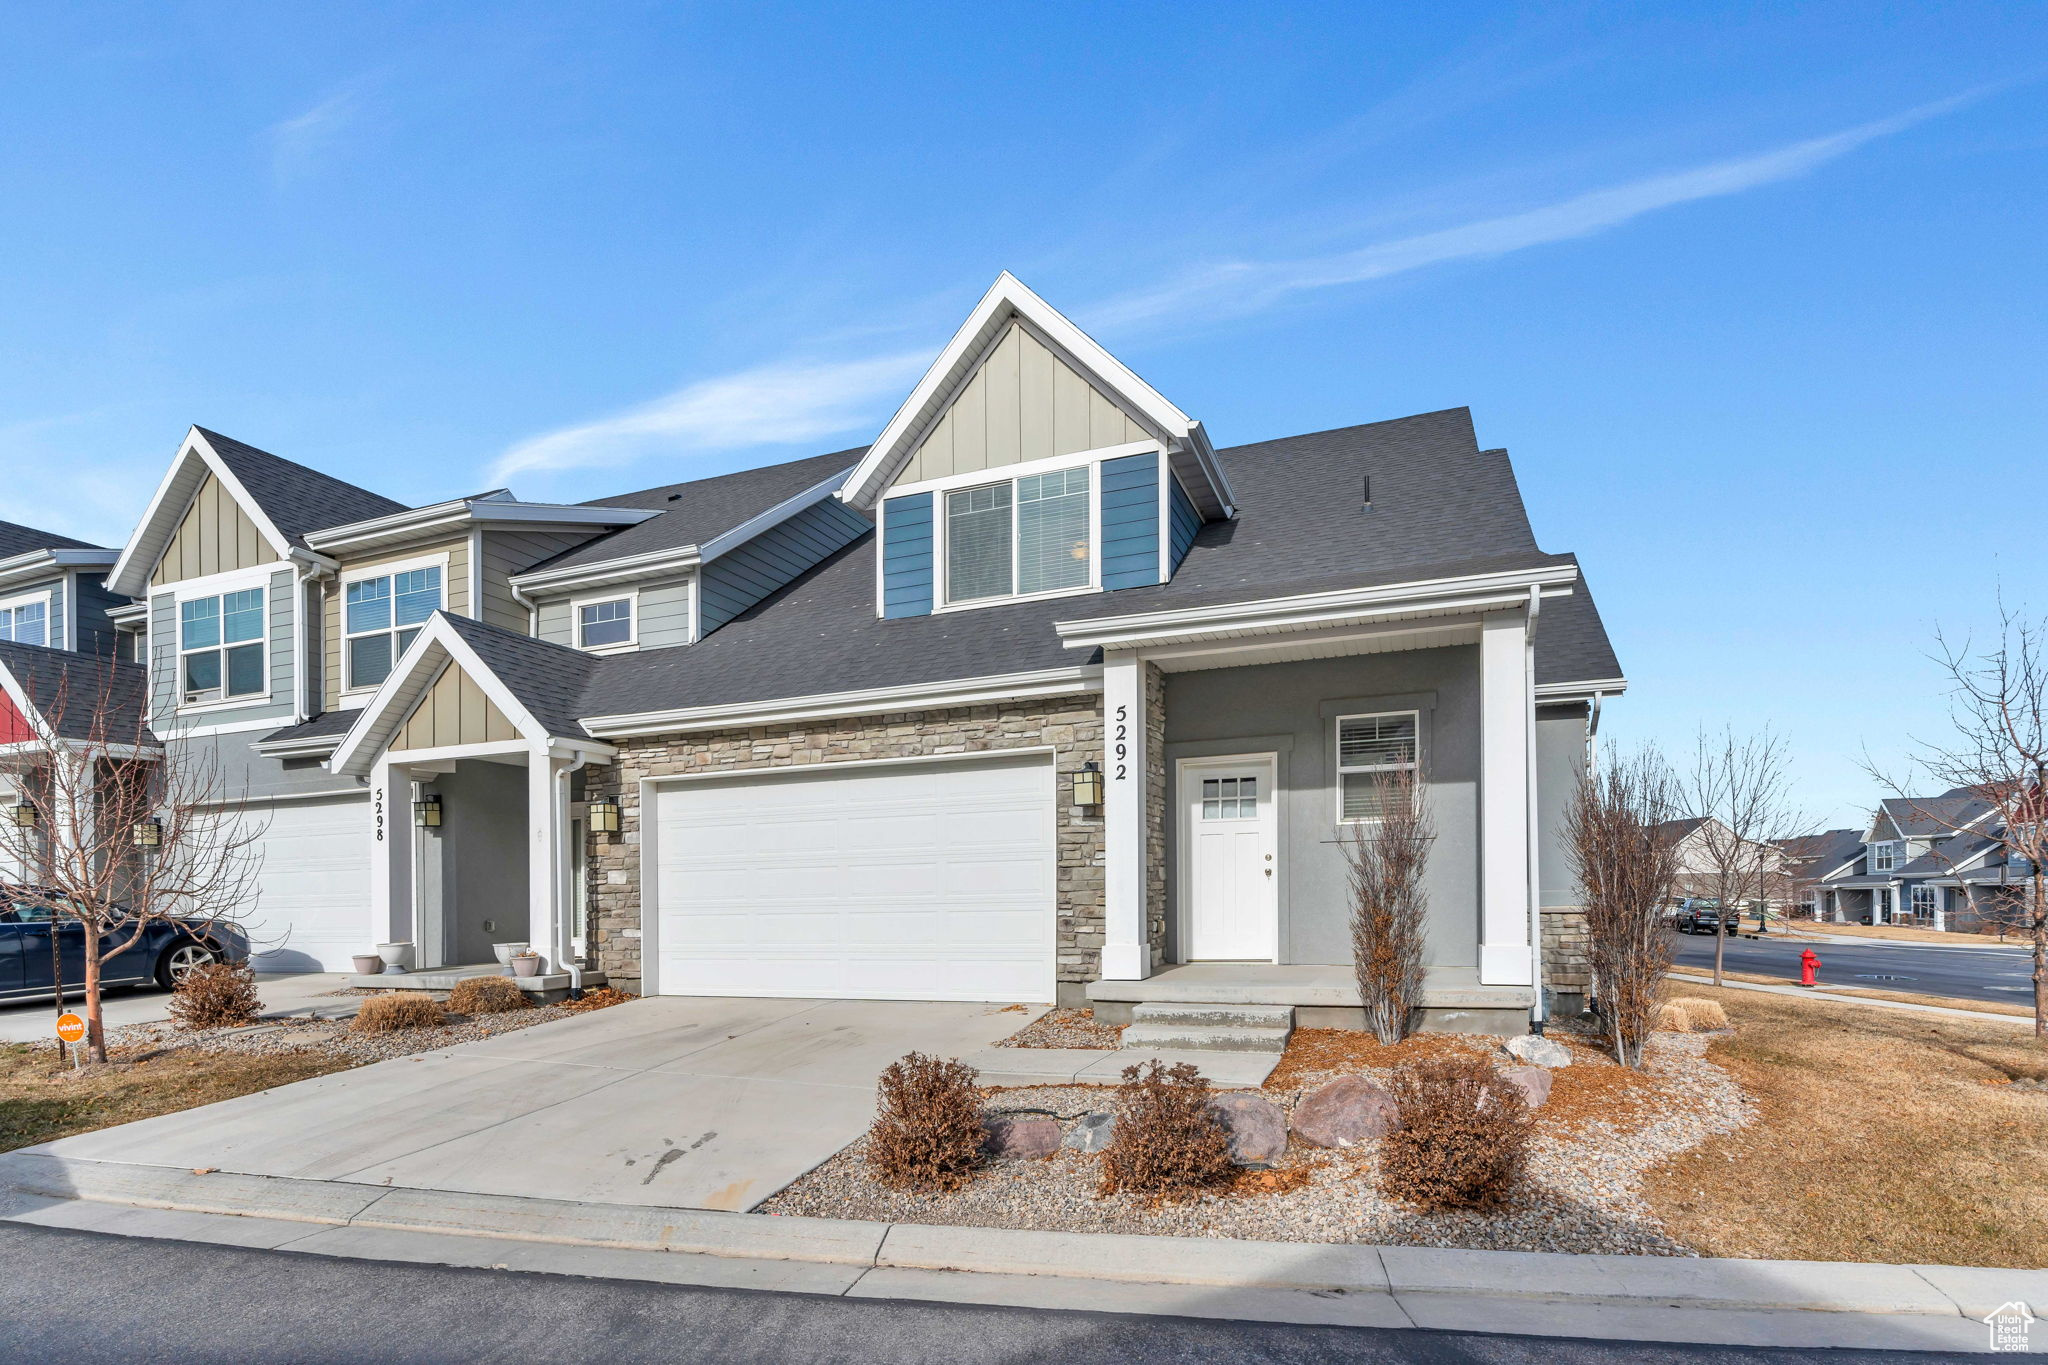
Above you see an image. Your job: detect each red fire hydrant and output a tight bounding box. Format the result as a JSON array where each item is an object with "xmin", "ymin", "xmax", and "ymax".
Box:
[{"xmin": 1799, "ymin": 949, "xmax": 1820, "ymax": 988}]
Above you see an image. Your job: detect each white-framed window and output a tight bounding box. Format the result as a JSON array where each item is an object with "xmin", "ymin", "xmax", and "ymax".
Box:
[
  {"xmin": 1871, "ymin": 841, "xmax": 1897, "ymax": 872},
  {"xmin": 575, "ymin": 596, "xmax": 635, "ymax": 650},
  {"xmin": 0, "ymin": 592, "xmax": 49, "ymax": 647},
  {"xmin": 179, "ymin": 587, "xmax": 266, "ymax": 703},
  {"xmin": 942, "ymin": 465, "xmax": 1093, "ymax": 606},
  {"xmin": 345, "ymin": 563, "xmax": 443, "ymax": 691},
  {"xmin": 1334, "ymin": 710, "xmax": 1419, "ymax": 822},
  {"xmin": 1910, "ymin": 884, "xmax": 1938, "ymax": 923}
]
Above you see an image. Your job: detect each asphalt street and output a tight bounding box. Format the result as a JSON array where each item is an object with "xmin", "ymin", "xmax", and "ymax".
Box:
[
  {"xmin": 1670, "ymin": 931, "xmax": 2036, "ymax": 1004},
  {"xmin": 0, "ymin": 1222, "xmax": 1977, "ymax": 1365}
]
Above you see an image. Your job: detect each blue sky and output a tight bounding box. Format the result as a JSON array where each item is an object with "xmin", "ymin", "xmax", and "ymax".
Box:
[{"xmin": 3, "ymin": 3, "xmax": 2044, "ymax": 826}]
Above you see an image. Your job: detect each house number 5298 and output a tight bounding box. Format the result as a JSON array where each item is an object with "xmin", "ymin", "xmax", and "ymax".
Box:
[{"xmin": 1112, "ymin": 705, "xmax": 1128, "ymax": 782}]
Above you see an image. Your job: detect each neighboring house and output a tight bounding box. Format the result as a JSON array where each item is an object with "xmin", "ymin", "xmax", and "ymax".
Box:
[
  {"xmin": 72, "ymin": 273, "xmax": 1626, "ymax": 1033},
  {"xmin": 1806, "ymin": 791, "xmax": 2030, "ymax": 931},
  {"xmin": 1776, "ymin": 828, "xmax": 1863, "ymax": 918}
]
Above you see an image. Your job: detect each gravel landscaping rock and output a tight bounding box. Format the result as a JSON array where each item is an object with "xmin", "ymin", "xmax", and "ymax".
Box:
[
  {"xmin": 984, "ymin": 1116, "xmax": 1061, "ymax": 1160},
  {"xmin": 1204, "ymin": 1092, "xmax": 1288, "ymax": 1165},
  {"xmin": 993, "ymin": 1008, "xmax": 1124, "ymax": 1050},
  {"xmin": 764, "ymin": 1028, "xmax": 1754, "ymax": 1256},
  {"xmin": 1062, "ymin": 1111, "xmax": 1116, "ymax": 1153},
  {"xmin": 1504, "ymin": 1033, "xmax": 1573, "ymax": 1068},
  {"xmin": 1290, "ymin": 1075, "xmax": 1398, "ymax": 1147}
]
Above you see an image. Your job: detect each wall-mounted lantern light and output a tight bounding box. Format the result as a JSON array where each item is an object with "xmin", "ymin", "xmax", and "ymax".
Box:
[
  {"xmin": 413, "ymin": 793, "xmax": 443, "ymax": 829},
  {"xmin": 1073, "ymin": 762, "xmax": 1104, "ymax": 808},
  {"xmin": 589, "ymin": 796, "xmax": 622, "ymax": 835},
  {"xmin": 131, "ymin": 817, "xmax": 162, "ymax": 849},
  {"xmin": 9, "ymin": 801, "xmax": 38, "ymax": 829}
]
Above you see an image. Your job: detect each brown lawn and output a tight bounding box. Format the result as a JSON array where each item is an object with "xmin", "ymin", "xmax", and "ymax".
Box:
[
  {"xmin": 1783, "ymin": 921, "xmax": 2027, "ymax": 947},
  {"xmin": 1, "ymin": 1041, "xmax": 351, "ymax": 1155},
  {"xmin": 1669, "ymin": 967, "xmax": 2038, "ymax": 1019},
  {"xmin": 1640, "ymin": 984, "xmax": 2048, "ymax": 1267}
]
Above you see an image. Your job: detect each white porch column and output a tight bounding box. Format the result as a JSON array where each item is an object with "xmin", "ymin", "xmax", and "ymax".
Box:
[
  {"xmin": 1479, "ymin": 607, "xmax": 1534, "ymax": 985},
  {"xmin": 1101, "ymin": 651, "xmax": 1150, "ymax": 981},
  {"xmin": 367, "ymin": 757, "xmax": 411, "ymax": 949},
  {"xmin": 527, "ymin": 745, "xmax": 558, "ymax": 968}
]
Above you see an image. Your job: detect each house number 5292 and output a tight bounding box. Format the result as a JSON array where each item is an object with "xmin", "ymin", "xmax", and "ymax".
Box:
[{"xmin": 1112, "ymin": 705, "xmax": 1128, "ymax": 782}]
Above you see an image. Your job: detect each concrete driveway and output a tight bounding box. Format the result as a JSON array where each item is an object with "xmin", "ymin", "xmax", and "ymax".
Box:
[
  {"xmin": 30, "ymin": 996, "xmax": 1031, "ymax": 1212},
  {"xmin": 0, "ymin": 973, "xmax": 352, "ymax": 1043}
]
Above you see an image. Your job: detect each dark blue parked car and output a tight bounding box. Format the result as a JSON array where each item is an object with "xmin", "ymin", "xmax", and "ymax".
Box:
[{"xmin": 0, "ymin": 885, "xmax": 251, "ymax": 1003}]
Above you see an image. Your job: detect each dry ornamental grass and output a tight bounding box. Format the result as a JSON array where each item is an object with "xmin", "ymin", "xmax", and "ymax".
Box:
[
  {"xmin": 1666, "ymin": 997, "xmax": 1728, "ymax": 1031},
  {"xmin": 446, "ymin": 975, "xmax": 531, "ymax": 1015},
  {"xmin": 166, "ymin": 962, "xmax": 262, "ymax": 1031},
  {"xmin": 350, "ymin": 993, "xmax": 447, "ymax": 1034},
  {"xmin": 1097, "ymin": 1059, "xmax": 1235, "ymax": 1201},
  {"xmin": 867, "ymin": 1053, "xmax": 985, "ymax": 1192}
]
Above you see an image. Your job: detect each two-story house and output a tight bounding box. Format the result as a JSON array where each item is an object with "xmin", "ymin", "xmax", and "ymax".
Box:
[
  {"xmin": 1808, "ymin": 791, "xmax": 2031, "ymax": 931},
  {"xmin": 89, "ymin": 273, "xmax": 1625, "ymax": 1033}
]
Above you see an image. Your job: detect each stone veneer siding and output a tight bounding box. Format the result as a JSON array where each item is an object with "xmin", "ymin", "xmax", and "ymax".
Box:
[
  {"xmin": 1540, "ymin": 905, "xmax": 1591, "ymax": 1011},
  {"xmin": 583, "ymin": 694, "xmax": 1116, "ymax": 999}
]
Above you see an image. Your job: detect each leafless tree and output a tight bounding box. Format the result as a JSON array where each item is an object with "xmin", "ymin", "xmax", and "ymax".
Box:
[
  {"xmin": 0, "ymin": 658, "xmax": 263, "ymax": 1063},
  {"xmin": 1686, "ymin": 727, "xmax": 1808, "ymax": 986},
  {"xmin": 1341, "ymin": 764, "xmax": 1432, "ymax": 1045},
  {"xmin": 1567, "ymin": 748, "xmax": 1681, "ymax": 1068},
  {"xmin": 1878, "ymin": 601, "xmax": 2048, "ymax": 1041}
]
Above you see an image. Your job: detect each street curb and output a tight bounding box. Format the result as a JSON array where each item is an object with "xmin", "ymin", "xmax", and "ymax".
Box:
[
  {"xmin": 4, "ymin": 1150, "xmax": 2040, "ymax": 1321},
  {"xmin": 1666, "ymin": 972, "xmax": 2036, "ymax": 1025}
]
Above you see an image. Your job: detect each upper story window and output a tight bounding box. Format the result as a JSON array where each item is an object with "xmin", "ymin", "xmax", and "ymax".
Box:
[
  {"xmin": 577, "ymin": 597, "xmax": 634, "ymax": 650},
  {"xmin": 1335, "ymin": 711, "xmax": 1419, "ymax": 822},
  {"xmin": 1870, "ymin": 841, "xmax": 1897, "ymax": 873},
  {"xmin": 0, "ymin": 595, "xmax": 47, "ymax": 647},
  {"xmin": 943, "ymin": 467, "xmax": 1091, "ymax": 606},
  {"xmin": 346, "ymin": 566, "xmax": 442, "ymax": 690},
  {"xmin": 180, "ymin": 588, "xmax": 265, "ymax": 703}
]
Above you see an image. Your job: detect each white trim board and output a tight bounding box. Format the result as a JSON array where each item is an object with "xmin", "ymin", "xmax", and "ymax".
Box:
[{"xmin": 581, "ymin": 665, "xmax": 1102, "ymax": 739}]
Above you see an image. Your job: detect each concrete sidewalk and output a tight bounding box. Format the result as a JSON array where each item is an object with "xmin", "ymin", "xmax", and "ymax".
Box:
[
  {"xmin": 1667, "ymin": 971, "xmax": 2037, "ymax": 1026},
  {"xmin": 0, "ymin": 972, "xmax": 353, "ymax": 1043},
  {"xmin": 0, "ymin": 1150, "xmax": 2033, "ymax": 1353}
]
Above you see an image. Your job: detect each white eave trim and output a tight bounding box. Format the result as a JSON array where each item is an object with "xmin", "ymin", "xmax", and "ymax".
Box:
[
  {"xmin": 510, "ymin": 544, "xmax": 703, "ymax": 596},
  {"xmin": 840, "ymin": 272, "xmax": 1226, "ymax": 515},
  {"xmin": 0, "ymin": 548, "xmax": 116, "ymax": 595},
  {"xmin": 251, "ymin": 731, "xmax": 352, "ymax": 758},
  {"xmin": 580, "ymin": 664, "xmax": 1103, "ymax": 739},
  {"xmin": 107, "ymin": 427, "xmax": 300, "ymax": 598},
  {"xmin": 1535, "ymin": 677, "xmax": 1630, "ymax": 702},
  {"xmin": 1053, "ymin": 564, "xmax": 1581, "ymax": 651},
  {"xmin": 303, "ymin": 498, "xmax": 660, "ymax": 553}
]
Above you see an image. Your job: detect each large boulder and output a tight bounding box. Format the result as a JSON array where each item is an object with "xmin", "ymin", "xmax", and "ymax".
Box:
[
  {"xmin": 1290, "ymin": 1075, "xmax": 1399, "ymax": 1148},
  {"xmin": 983, "ymin": 1115, "xmax": 1061, "ymax": 1160},
  {"xmin": 1062, "ymin": 1111, "xmax": 1116, "ymax": 1154},
  {"xmin": 1496, "ymin": 1064, "xmax": 1553, "ymax": 1110},
  {"xmin": 1204, "ymin": 1093, "xmax": 1288, "ymax": 1166},
  {"xmin": 1503, "ymin": 1033, "xmax": 1572, "ymax": 1069}
]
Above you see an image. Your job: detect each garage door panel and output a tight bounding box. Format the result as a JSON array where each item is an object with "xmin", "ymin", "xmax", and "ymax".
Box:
[
  {"xmin": 239, "ymin": 796, "xmax": 371, "ymax": 972},
  {"xmin": 655, "ymin": 757, "xmax": 1054, "ymax": 1002}
]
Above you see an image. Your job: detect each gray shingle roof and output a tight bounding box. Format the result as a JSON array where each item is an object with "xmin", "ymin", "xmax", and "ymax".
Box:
[
  {"xmin": 0, "ymin": 642, "xmax": 149, "ymax": 742},
  {"xmin": 1878, "ymin": 794, "xmax": 1993, "ymax": 838},
  {"xmin": 529, "ymin": 448, "xmax": 866, "ymax": 575},
  {"xmin": 1896, "ymin": 831, "xmax": 2003, "ymax": 878},
  {"xmin": 257, "ymin": 709, "xmax": 366, "ymax": 747},
  {"xmin": 570, "ymin": 408, "xmax": 1623, "ymax": 719},
  {"xmin": 0, "ymin": 520, "xmax": 102, "ymax": 559},
  {"xmin": 195, "ymin": 428, "xmax": 409, "ymax": 548},
  {"xmin": 439, "ymin": 613, "xmax": 601, "ymax": 740}
]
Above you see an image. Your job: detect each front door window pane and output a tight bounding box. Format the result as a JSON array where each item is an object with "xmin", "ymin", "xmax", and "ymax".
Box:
[{"xmin": 946, "ymin": 484, "xmax": 1012, "ymax": 602}]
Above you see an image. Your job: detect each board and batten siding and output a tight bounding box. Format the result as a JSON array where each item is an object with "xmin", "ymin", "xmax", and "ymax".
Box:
[
  {"xmin": 1168, "ymin": 474, "xmax": 1201, "ymax": 575},
  {"xmin": 699, "ymin": 498, "xmax": 869, "ymax": 636},
  {"xmin": 323, "ymin": 538, "xmax": 470, "ymax": 710},
  {"xmin": 391, "ymin": 664, "xmax": 517, "ymax": 751},
  {"xmin": 150, "ymin": 473, "xmax": 280, "ymax": 587},
  {"xmin": 897, "ymin": 322, "xmax": 1147, "ymax": 485},
  {"xmin": 1099, "ymin": 451, "xmax": 1162, "ymax": 590},
  {"xmin": 881, "ymin": 493, "xmax": 934, "ymax": 619},
  {"xmin": 477, "ymin": 529, "xmax": 605, "ymax": 635}
]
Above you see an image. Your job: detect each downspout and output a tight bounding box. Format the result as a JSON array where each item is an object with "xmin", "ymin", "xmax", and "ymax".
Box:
[
  {"xmin": 1524, "ymin": 587, "xmax": 1548, "ymax": 1033},
  {"xmin": 554, "ymin": 752, "xmax": 589, "ymax": 995},
  {"xmin": 509, "ymin": 579, "xmax": 540, "ymax": 637},
  {"xmin": 286, "ymin": 549, "xmax": 337, "ymax": 723}
]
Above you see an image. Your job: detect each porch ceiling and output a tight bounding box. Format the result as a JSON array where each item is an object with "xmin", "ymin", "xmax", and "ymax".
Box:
[{"xmin": 1145, "ymin": 618, "xmax": 1483, "ymax": 672}]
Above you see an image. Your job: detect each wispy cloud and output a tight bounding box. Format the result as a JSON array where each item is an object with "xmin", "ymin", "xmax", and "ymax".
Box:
[
  {"xmin": 489, "ymin": 351, "xmax": 931, "ymax": 483},
  {"xmin": 1088, "ymin": 93, "xmax": 1979, "ymax": 331},
  {"xmin": 268, "ymin": 87, "xmax": 365, "ymax": 181}
]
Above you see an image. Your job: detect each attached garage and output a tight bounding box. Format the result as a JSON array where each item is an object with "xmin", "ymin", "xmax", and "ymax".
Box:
[
  {"xmin": 239, "ymin": 793, "xmax": 372, "ymax": 972},
  {"xmin": 648, "ymin": 753, "xmax": 1055, "ymax": 1002}
]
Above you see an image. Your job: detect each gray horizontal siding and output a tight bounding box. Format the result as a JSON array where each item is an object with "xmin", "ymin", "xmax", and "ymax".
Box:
[
  {"xmin": 639, "ymin": 579, "xmax": 693, "ymax": 648},
  {"xmin": 1099, "ymin": 451, "xmax": 1161, "ymax": 591},
  {"xmin": 881, "ymin": 493, "xmax": 933, "ymax": 619},
  {"xmin": 535, "ymin": 598, "xmax": 573, "ymax": 647},
  {"xmin": 701, "ymin": 498, "xmax": 868, "ymax": 635},
  {"xmin": 70, "ymin": 572, "xmax": 128, "ymax": 657}
]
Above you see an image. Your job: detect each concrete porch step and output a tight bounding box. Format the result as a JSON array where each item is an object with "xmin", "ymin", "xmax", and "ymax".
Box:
[
  {"xmin": 1130, "ymin": 1002, "xmax": 1295, "ymax": 1030},
  {"xmin": 345, "ymin": 964, "xmax": 608, "ymax": 998},
  {"xmin": 1120, "ymin": 1002, "xmax": 1295, "ymax": 1055}
]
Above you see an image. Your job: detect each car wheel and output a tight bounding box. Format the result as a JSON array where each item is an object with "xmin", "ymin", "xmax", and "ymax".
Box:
[{"xmin": 156, "ymin": 942, "xmax": 219, "ymax": 990}]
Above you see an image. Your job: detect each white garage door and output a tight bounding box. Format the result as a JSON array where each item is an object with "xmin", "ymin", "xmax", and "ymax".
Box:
[
  {"xmin": 652, "ymin": 755, "xmax": 1054, "ymax": 1002},
  {"xmin": 239, "ymin": 794, "xmax": 372, "ymax": 972}
]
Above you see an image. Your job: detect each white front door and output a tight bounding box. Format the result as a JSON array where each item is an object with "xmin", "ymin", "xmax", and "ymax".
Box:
[{"xmin": 1183, "ymin": 755, "xmax": 1278, "ymax": 961}]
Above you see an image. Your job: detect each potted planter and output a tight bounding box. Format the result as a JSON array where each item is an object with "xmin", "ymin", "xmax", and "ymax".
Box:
[
  {"xmin": 491, "ymin": 942, "xmax": 530, "ymax": 967},
  {"xmin": 376, "ymin": 942, "xmax": 415, "ymax": 973},
  {"xmin": 352, "ymin": 954, "xmax": 385, "ymax": 976},
  {"xmin": 510, "ymin": 950, "xmax": 544, "ymax": 979}
]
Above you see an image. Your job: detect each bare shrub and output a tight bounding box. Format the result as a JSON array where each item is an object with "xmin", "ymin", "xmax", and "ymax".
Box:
[
  {"xmin": 447, "ymin": 975, "xmax": 531, "ymax": 1014},
  {"xmin": 166, "ymin": 962, "xmax": 260, "ymax": 1031},
  {"xmin": 560, "ymin": 987, "xmax": 636, "ymax": 1013},
  {"xmin": 350, "ymin": 993, "xmax": 447, "ymax": 1034},
  {"xmin": 1098, "ymin": 1060, "xmax": 1235, "ymax": 1200},
  {"xmin": 1655, "ymin": 1003, "xmax": 1695, "ymax": 1033},
  {"xmin": 866, "ymin": 1052, "xmax": 984, "ymax": 1192},
  {"xmin": 1379, "ymin": 1056, "xmax": 1530, "ymax": 1211},
  {"xmin": 1568, "ymin": 750, "xmax": 1683, "ymax": 1067},
  {"xmin": 1668, "ymin": 997, "xmax": 1729, "ymax": 1030},
  {"xmin": 1342, "ymin": 763, "xmax": 1433, "ymax": 1045}
]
